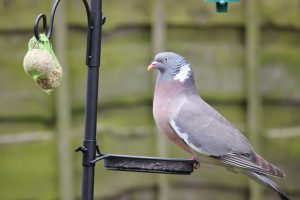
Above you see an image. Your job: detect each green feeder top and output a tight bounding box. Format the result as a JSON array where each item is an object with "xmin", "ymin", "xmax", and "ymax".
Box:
[{"xmin": 205, "ymin": 0, "xmax": 240, "ymax": 13}]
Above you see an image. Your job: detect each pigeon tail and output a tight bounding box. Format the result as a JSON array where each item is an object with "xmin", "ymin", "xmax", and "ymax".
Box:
[{"xmin": 246, "ymin": 171, "xmax": 291, "ymax": 200}]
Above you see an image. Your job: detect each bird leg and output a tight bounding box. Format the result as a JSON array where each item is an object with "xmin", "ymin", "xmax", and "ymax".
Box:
[{"xmin": 188, "ymin": 154, "xmax": 200, "ymax": 169}]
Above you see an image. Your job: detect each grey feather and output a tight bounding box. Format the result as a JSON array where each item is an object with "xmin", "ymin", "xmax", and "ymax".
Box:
[
  {"xmin": 220, "ymin": 152, "xmax": 285, "ymax": 177},
  {"xmin": 170, "ymin": 93, "xmax": 286, "ymax": 178},
  {"xmin": 246, "ymin": 172, "xmax": 290, "ymax": 200},
  {"xmin": 170, "ymin": 94, "xmax": 253, "ymax": 157}
]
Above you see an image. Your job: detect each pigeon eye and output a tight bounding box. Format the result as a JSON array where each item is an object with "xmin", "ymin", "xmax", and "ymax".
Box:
[{"xmin": 164, "ymin": 57, "xmax": 168, "ymax": 62}]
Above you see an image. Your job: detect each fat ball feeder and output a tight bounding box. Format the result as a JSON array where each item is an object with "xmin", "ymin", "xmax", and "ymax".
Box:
[{"xmin": 32, "ymin": 0, "xmax": 235, "ymax": 200}]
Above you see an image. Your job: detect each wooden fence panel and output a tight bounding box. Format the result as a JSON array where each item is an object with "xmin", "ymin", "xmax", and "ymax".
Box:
[{"xmin": 0, "ymin": 0, "xmax": 299, "ymax": 199}]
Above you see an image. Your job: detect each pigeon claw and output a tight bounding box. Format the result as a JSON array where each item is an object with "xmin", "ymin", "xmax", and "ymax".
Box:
[
  {"xmin": 193, "ymin": 161, "xmax": 200, "ymax": 169},
  {"xmin": 188, "ymin": 154, "xmax": 200, "ymax": 169}
]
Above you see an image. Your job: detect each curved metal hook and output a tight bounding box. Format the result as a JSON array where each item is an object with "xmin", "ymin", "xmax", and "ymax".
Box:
[
  {"xmin": 33, "ymin": 0, "xmax": 91, "ymax": 41},
  {"xmin": 47, "ymin": 0, "xmax": 61, "ymax": 39},
  {"xmin": 33, "ymin": 0, "xmax": 61, "ymax": 41},
  {"xmin": 82, "ymin": 0, "xmax": 90, "ymax": 25},
  {"xmin": 34, "ymin": 13, "xmax": 47, "ymax": 40}
]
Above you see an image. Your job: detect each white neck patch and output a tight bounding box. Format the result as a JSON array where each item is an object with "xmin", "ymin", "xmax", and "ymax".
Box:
[{"xmin": 173, "ymin": 63, "xmax": 191, "ymax": 82}]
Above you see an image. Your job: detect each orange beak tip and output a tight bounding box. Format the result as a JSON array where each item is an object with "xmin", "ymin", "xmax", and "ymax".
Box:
[
  {"xmin": 147, "ymin": 64, "xmax": 153, "ymax": 71},
  {"xmin": 148, "ymin": 61, "xmax": 159, "ymax": 71}
]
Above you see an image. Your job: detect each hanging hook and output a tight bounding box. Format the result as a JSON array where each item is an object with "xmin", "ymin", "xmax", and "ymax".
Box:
[
  {"xmin": 33, "ymin": 0, "xmax": 61, "ymax": 41},
  {"xmin": 47, "ymin": 0, "xmax": 61, "ymax": 39},
  {"xmin": 82, "ymin": 0, "xmax": 91, "ymax": 25},
  {"xmin": 34, "ymin": 13, "xmax": 47, "ymax": 41},
  {"xmin": 33, "ymin": 0, "xmax": 90, "ymax": 41}
]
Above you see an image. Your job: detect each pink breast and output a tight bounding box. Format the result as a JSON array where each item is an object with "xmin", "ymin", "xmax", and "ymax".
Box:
[{"xmin": 153, "ymin": 81, "xmax": 193, "ymax": 154}]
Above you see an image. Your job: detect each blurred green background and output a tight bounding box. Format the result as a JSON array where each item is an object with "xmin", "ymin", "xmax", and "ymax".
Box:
[{"xmin": 0, "ymin": 0, "xmax": 300, "ymax": 199}]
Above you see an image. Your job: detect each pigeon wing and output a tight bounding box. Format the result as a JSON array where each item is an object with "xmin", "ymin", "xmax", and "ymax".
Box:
[
  {"xmin": 170, "ymin": 95, "xmax": 253, "ymax": 157},
  {"xmin": 169, "ymin": 95, "xmax": 285, "ymax": 177}
]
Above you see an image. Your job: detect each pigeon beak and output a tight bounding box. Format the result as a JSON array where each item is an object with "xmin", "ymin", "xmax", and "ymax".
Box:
[{"xmin": 148, "ymin": 61, "xmax": 159, "ymax": 71}]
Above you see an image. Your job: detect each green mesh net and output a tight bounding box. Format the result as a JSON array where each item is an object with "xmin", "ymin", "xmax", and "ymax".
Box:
[
  {"xmin": 28, "ymin": 33, "xmax": 60, "ymax": 65},
  {"xmin": 23, "ymin": 33, "xmax": 62, "ymax": 94}
]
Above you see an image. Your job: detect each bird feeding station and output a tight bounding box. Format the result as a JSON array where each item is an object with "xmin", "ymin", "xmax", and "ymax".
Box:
[
  {"xmin": 32, "ymin": 0, "xmax": 233, "ymax": 199},
  {"xmin": 206, "ymin": 0, "xmax": 240, "ymax": 12}
]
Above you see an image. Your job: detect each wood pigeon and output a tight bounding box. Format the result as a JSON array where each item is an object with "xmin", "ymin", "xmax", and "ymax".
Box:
[{"xmin": 148, "ymin": 52, "xmax": 290, "ymax": 200}]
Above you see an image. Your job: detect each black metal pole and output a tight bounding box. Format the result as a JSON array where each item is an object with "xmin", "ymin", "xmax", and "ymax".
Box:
[{"xmin": 81, "ymin": 0, "xmax": 103, "ymax": 200}]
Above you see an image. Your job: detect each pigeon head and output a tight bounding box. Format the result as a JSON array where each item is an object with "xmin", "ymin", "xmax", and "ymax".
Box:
[{"xmin": 148, "ymin": 52, "xmax": 194, "ymax": 83}]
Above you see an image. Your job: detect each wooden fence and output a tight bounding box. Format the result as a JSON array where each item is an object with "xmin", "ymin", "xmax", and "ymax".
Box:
[{"xmin": 0, "ymin": 0, "xmax": 299, "ymax": 199}]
